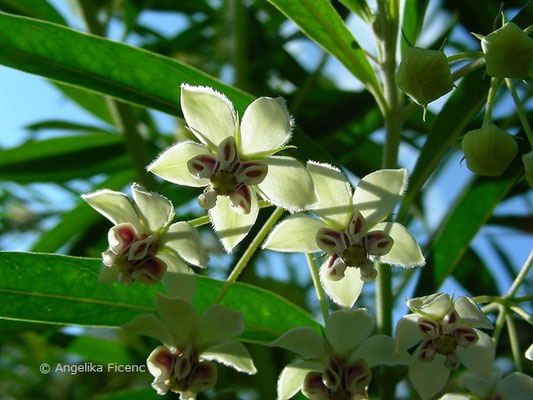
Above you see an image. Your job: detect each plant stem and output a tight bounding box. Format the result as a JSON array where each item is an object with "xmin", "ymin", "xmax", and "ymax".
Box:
[
  {"xmin": 505, "ymin": 249, "xmax": 533, "ymax": 298},
  {"xmin": 505, "ymin": 78, "xmax": 533, "ymax": 148},
  {"xmin": 214, "ymin": 207, "xmax": 285, "ymax": 303},
  {"xmin": 447, "ymin": 51, "xmax": 484, "ymax": 63},
  {"xmin": 510, "ymin": 306, "xmax": 533, "ymax": 326},
  {"xmin": 492, "ymin": 305, "xmax": 507, "ymax": 345},
  {"xmin": 305, "ymin": 253, "xmax": 329, "ymax": 322},
  {"xmin": 232, "ymin": 0, "xmax": 249, "ymax": 91},
  {"xmin": 482, "ymin": 77, "xmax": 501, "ymax": 127},
  {"xmin": 506, "ymin": 314, "xmax": 523, "ymax": 372}
]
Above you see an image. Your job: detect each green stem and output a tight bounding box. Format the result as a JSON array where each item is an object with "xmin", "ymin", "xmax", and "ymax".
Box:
[
  {"xmin": 447, "ymin": 51, "xmax": 483, "ymax": 63},
  {"xmin": 505, "ymin": 249, "xmax": 533, "ymax": 298},
  {"xmin": 305, "ymin": 253, "xmax": 329, "ymax": 322},
  {"xmin": 214, "ymin": 207, "xmax": 285, "ymax": 303},
  {"xmin": 482, "ymin": 78, "xmax": 501, "ymax": 127},
  {"xmin": 505, "ymin": 78, "xmax": 533, "ymax": 148},
  {"xmin": 506, "ymin": 314, "xmax": 523, "ymax": 372},
  {"xmin": 232, "ymin": 0, "xmax": 249, "ymax": 91},
  {"xmin": 510, "ymin": 305, "xmax": 533, "ymax": 326},
  {"xmin": 492, "ymin": 305, "xmax": 507, "ymax": 345}
]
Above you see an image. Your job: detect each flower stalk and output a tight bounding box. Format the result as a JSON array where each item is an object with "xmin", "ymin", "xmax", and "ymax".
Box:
[{"xmin": 305, "ymin": 253, "xmax": 329, "ymax": 322}]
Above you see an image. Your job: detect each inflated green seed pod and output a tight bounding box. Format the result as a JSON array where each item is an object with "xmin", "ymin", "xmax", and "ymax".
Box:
[
  {"xmin": 481, "ymin": 22, "xmax": 533, "ymax": 79},
  {"xmin": 395, "ymin": 47, "xmax": 454, "ymax": 105},
  {"xmin": 523, "ymin": 151, "xmax": 533, "ymax": 188},
  {"xmin": 462, "ymin": 124, "xmax": 518, "ymax": 177}
]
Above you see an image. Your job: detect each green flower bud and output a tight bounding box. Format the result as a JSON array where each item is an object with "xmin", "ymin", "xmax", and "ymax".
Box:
[
  {"xmin": 461, "ymin": 124, "xmax": 518, "ymax": 177},
  {"xmin": 481, "ymin": 22, "xmax": 533, "ymax": 80},
  {"xmin": 523, "ymin": 151, "xmax": 533, "ymax": 188},
  {"xmin": 396, "ymin": 47, "xmax": 454, "ymax": 105}
]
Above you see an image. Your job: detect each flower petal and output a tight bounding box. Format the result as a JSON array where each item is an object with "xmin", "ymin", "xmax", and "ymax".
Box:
[
  {"xmin": 157, "ymin": 251, "xmax": 190, "ymax": 274},
  {"xmin": 497, "ymin": 372, "xmax": 533, "ymax": 400},
  {"xmin": 195, "ymin": 304, "xmax": 244, "ymax": 350},
  {"xmin": 98, "ymin": 264, "xmax": 120, "ymax": 283},
  {"xmin": 320, "ymin": 263, "xmax": 364, "ymax": 308},
  {"xmin": 131, "ymin": 184, "xmax": 174, "ymax": 232},
  {"xmin": 202, "ymin": 340, "xmax": 257, "ymax": 374},
  {"xmin": 352, "ymin": 169, "xmax": 407, "ymax": 227},
  {"xmin": 269, "ymin": 327, "xmax": 326, "ymax": 361},
  {"xmin": 162, "ymin": 272, "xmax": 196, "ymax": 302},
  {"xmin": 263, "ymin": 214, "xmax": 325, "ymax": 253},
  {"xmin": 180, "ymin": 84, "xmax": 237, "ymax": 148},
  {"xmin": 162, "ymin": 222, "xmax": 209, "ymax": 267},
  {"xmin": 407, "ymin": 293, "xmax": 452, "ymax": 320},
  {"xmin": 395, "ymin": 314, "xmax": 422, "ymax": 352},
  {"xmin": 82, "ymin": 189, "xmax": 142, "ymax": 232},
  {"xmin": 373, "ymin": 222, "xmax": 424, "ymax": 267},
  {"xmin": 306, "ymin": 161, "xmax": 353, "ymax": 229},
  {"xmin": 456, "ymin": 329, "xmax": 494, "ymax": 378},
  {"xmin": 122, "ymin": 313, "xmax": 174, "ymax": 346},
  {"xmin": 277, "ymin": 361, "xmax": 323, "ymax": 400},
  {"xmin": 209, "ymin": 194, "xmax": 259, "ymax": 252},
  {"xmin": 257, "ymin": 156, "xmax": 317, "ymax": 211},
  {"xmin": 147, "ymin": 140, "xmax": 211, "ymax": 187},
  {"xmin": 408, "ymin": 352, "xmax": 450, "ymax": 400},
  {"xmin": 438, "ymin": 394, "xmax": 469, "ymax": 400},
  {"xmin": 454, "ymin": 296, "xmax": 493, "ymax": 329},
  {"xmin": 326, "ymin": 309, "xmax": 373, "ymax": 356},
  {"xmin": 239, "ymin": 97, "xmax": 292, "ymax": 156},
  {"xmin": 463, "ymin": 372, "xmax": 501, "ymax": 398},
  {"xmin": 154, "ymin": 293, "xmax": 196, "ymax": 346},
  {"xmin": 526, "ymin": 342, "xmax": 533, "ymax": 361},
  {"xmin": 351, "ymin": 335, "xmax": 411, "ymax": 367}
]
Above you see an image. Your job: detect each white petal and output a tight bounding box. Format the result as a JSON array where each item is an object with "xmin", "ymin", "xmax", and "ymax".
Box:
[
  {"xmin": 239, "ymin": 97, "xmax": 293, "ymax": 156},
  {"xmin": 157, "ymin": 251, "xmax": 190, "ymax": 275},
  {"xmin": 351, "ymin": 335, "xmax": 411, "ymax": 367},
  {"xmin": 407, "ymin": 293, "xmax": 452, "ymax": 320},
  {"xmin": 98, "ymin": 264, "xmax": 120, "ymax": 283},
  {"xmin": 454, "ymin": 296, "xmax": 493, "ymax": 329},
  {"xmin": 195, "ymin": 304, "xmax": 244, "ymax": 350},
  {"xmin": 263, "ymin": 214, "xmax": 326, "ymax": 253},
  {"xmin": 438, "ymin": 394, "xmax": 469, "ymax": 400},
  {"xmin": 181, "ymin": 84, "xmax": 237, "ymax": 148},
  {"xmin": 373, "ymin": 222, "xmax": 425, "ymax": 267},
  {"xmin": 306, "ymin": 161, "xmax": 353, "ymax": 229},
  {"xmin": 162, "ymin": 272, "xmax": 196, "ymax": 302},
  {"xmin": 162, "ymin": 222, "xmax": 209, "ymax": 267},
  {"xmin": 82, "ymin": 189, "xmax": 142, "ymax": 232},
  {"xmin": 269, "ymin": 327, "xmax": 326, "ymax": 361},
  {"xmin": 131, "ymin": 183, "xmax": 174, "ymax": 232},
  {"xmin": 209, "ymin": 194, "xmax": 259, "ymax": 252},
  {"xmin": 122, "ymin": 314, "xmax": 174, "ymax": 346},
  {"xmin": 147, "ymin": 141, "xmax": 211, "ymax": 187},
  {"xmin": 352, "ymin": 169, "xmax": 407, "ymax": 227},
  {"xmin": 277, "ymin": 361, "xmax": 323, "ymax": 400},
  {"xmin": 408, "ymin": 352, "xmax": 450, "ymax": 400},
  {"xmin": 154, "ymin": 293, "xmax": 196, "ymax": 346},
  {"xmin": 394, "ymin": 314, "xmax": 422, "ymax": 352},
  {"xmin": 497, "ymin": 372, "xmax": 533, "ymax": 400},
  {"xmin": 463, "ymin": 371, "xmax": 501, "ymax": 398},
  {"xmin": 326, "ymin": 309, "xmax": 373, "ymax": 356},
  {"xmin": 320, "ymin": 263, "xmax": 363, "ymax": 308},
  {"xmin": 526, "ymin": 342, "xmax": 533, "ymax": 360},
  {"xmin": 456, "ymin": 329, "xmax": 494, "ymax": 378},
  {"xmin": 257, "ymin": 156, "xmax": 317, "ymax": 211},
  {"xmin": 202, "ymin": 340, "xmax": 256, "ymax": 374}
]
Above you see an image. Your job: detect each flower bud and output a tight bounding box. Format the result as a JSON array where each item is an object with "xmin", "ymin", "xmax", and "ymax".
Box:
[
  {"xmin": 523, "ymin": 151, "xmax": 533, "ymax": 188},
  {"xmin": 229, "ymin": 185, "xmax": 252, "ymax": 214},
  {"xmin": 187, "ymin": 154, "xmax": 218, "ymax": 179},
  {"xmin": 416, "ymin": 318, "xmax": 439, "ymax": 340},
  {"xmin": 462, "ymin": 124, "xmax": 518, "ymax": 177},
  {"xmin": 345, "ymin": 359, "xmax": 372, "ymax": 395},
  {"xmin": 131, "ymin": 257, "xmax": 167, "ymax": 285},
  {"xmin": 444, "ymin": 352, "xmax": 460, "ymax": 370},
  {"xmin": 316, "ymin": 228, "xmax": 346, "ymax": 254},
  {"xmin": 325, "ymin": 256, "xmax": 347, "ymax": 281},
  {"xmin": 302, "ymin": 372, "xmax": 329, "ymax": 400},
  {"xmin": 363, "ymin": 230, "xmax": 393, "ymax": 256},
  {"xmin": 108, "ymin": 223, "xmax": 137, "ymax": 254},
  {"xmin": 147, "ymin": 346, "xmax": 174, "ymax": 380},
  {"xmin": 187, "ymin": 360, "xmax": 217, "ymax": 394},
  {"xmin": 481, "ymin": 22, "xmax": 533, "ymax": 79},
  {"xmin": 396, "ymin": 47, "xmax": 454, "ymax": 105}
]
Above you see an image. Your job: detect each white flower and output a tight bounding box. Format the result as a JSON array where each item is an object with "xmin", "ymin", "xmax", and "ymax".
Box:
[
  {"xmin": 270, "ymin": 309, "xmax": 410, "ymax": 400},
  {"xmin": 82, "ymin": 183, "xmax": 208, "ymax": 285},
  {"xmin": 123, "ymin": 286, "xmax": 256, "ymax": 399},
  {"xmin": 439, "ymin": 370, "xmax": 533, "ymax": 400},
  {"xmin": 263, "ymin": 162, "xmax": 424, "ymax": 307},
  {"xmin": 148, "ymin": 84, "xmax": 316, "ymax": 252},
  {"xmin": 395, "ymin": 293, "xmax": 494, "ymax": 400}
]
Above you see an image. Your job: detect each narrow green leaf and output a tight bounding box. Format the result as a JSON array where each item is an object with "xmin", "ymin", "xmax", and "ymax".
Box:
[
  {"xmin": 338, "ymin": 0, "xmax": 371, "ymax": 21},
  {"xmin": 0, "ymin": 252, "xmax": 320, "ymax": 343},
  {"xmin": 398, "ymin": 69, "xmax": 491, "ymax": 221},
  {"xmin": 0, "ymin": 0, "xmax": 66, "ymax": 25},
  {"xmin": 413, "ymin": 160, "xmax": 523, "ymax": 296},
  {"xmin": 25, "ymin": 119, "xmax": 115, "ymax": 133},
  {"xmin": 265, "ymin": 0, "xmax": 383, "ymax": 105},
  {"xmin": 401, "ymin": 0, "xmax": 429, "ymax": 53},
  {"xmin": 0, "ymin": 134, "xmax": 130, "ymax": 183},
  {"xmin": 452, "ymin": 247, "xmax": 498, "ymax": 296}
]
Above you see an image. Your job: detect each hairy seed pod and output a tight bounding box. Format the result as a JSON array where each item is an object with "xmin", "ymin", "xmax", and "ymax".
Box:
[
  {"xmin": 462, "ymin": 124, "xmax": 518, "ymax": 177},
  {"xmin": 481, "ymin": 22, "xmax": 533, "ymax": 79},
  {"xmin": 396, "ymin": 47, "xmax": 454, "ymax": 105},
  {"xmin": 523, "ymin": 151, "xmax": 533, "ymax": 188}
]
